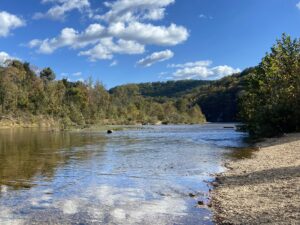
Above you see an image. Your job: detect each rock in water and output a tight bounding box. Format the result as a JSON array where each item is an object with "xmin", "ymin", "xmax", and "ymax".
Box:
[
  {"xmin": 198, "ymin": 201, "xmax": 204, "ymax": 206},
  {"xmin": 189, "ymin": 193, "xmax": 196, "ymax": 198},
  {"xmin": 107, "ymin": 130, "xmax": 113, "ymax": 134}
]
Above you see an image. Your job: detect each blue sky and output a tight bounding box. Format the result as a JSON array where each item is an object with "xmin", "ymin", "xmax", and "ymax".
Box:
[{"xmin": 1, "ymin": 0, "xmax": 300, "ymax": 88}]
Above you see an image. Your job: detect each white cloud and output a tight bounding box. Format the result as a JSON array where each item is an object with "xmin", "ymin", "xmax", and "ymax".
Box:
[
  {"xmin": 212, "ymin": 65, "xmax": 240, "ymax": 77},
  {"xmin": 34, "ymin": 0, "xmax": 91, "ymax": 20},
  {"xmin": 72, "ymin": 72, "xmax": 82, "ymax": 76},
  {"xmin": 79, "ymin": 38, "xmax": 145, "ymax": 61},
  {"xmin": 29, "ymin": 24, "xmax": 105, "ymax": 54},
  {"xmin": 0, "ymin": 51, "xmax": 17, "ymax": 65},
  {"xmin": 198, "ymin": 14, "xmax": 213, "ymax": 19},
  {"xmin": 168, "ymin": 60, "xmax": 212, "ymax": 68},
  {"xmin": 29, "ymin": 21, "xmax": 187, "ymax": 54},
  {"xmin": 0, "ymin": 11, "xmax": 25, "ymax": 37},
  {"xmin": 173, "ymin": 66, "xmax": 213, "ymax": 79},
  {"xmin": 168, "ymin": 60, "xmax": 241, "ymax": 80},
  {"xmin": 99, "ymin": 0, "xmax": 175, "ymax": 23},
  {"xmin": 137, "ymin": 49, "xmax": 174, "ymax": 67},
  {"xmin": 29, "ymin": 28, "xmax": 78, "ymax": 54},
  {"xmin": 110, "ymin": 60, "xmax": 118, "ymax": 66},
  {"xmin": 108, "ymin": 22, "xmax": 188, "ymax": 46},
  {"xmin": 35, "ymin": 0, "xmax": 175, "ymax": 22},
  {"xmin": 29, "ymin": 0, "xmax": 188, "ymax": 61},
  {"xmin": 297, "ymin": 2, "xmax": 300, "ymax": 9}
]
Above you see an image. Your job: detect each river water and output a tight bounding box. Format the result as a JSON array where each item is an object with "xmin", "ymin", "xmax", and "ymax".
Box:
[{"xmin": 0, "ymin": 124, "xmax": 247, "ymax": 225}]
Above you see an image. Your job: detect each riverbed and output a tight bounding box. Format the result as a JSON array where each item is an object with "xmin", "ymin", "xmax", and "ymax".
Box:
[{"xmin": 0, "ymin": 124, "xmax": 247, "ymax": 225}]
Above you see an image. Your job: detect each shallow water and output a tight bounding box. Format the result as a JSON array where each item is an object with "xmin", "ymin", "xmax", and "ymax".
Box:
[{"xmin": 0, "ymin": 124, "xmax": 247, "ymax": 225}]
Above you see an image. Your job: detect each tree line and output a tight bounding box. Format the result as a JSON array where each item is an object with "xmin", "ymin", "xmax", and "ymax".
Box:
[{"xmin": 0, "ymin": 61, "xmax": 205, "ymax": 128}]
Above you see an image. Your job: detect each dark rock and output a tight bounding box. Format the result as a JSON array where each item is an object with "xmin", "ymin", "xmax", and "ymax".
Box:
[
  {"xmin": 198, "ymin": 200, "xmax": 204, "ymax": 206},
  {"xmin": 107, "ymin": 130, "xmax": 113, "ymax": 134},
  {"xmin": 211, "ymin": 182, "xmax": 219, "ymax": 187},
  {"xmin": 215, "ymin": 177, "xmax": 223, "ymax": 184},
  {"xmin": 189, "ymin": 193, "xmax": 196, "ymax": 198}
]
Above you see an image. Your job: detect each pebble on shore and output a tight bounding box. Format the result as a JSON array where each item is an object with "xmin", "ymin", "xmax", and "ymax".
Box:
[{"xmin": 211, "ymin": 134, "xmax": 300, "ymax": 225}]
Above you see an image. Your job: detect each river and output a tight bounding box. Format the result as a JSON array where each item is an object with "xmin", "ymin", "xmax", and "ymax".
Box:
[{"xmin": 0, "ymin": 124, "xmax": 248, "ymax": 225}]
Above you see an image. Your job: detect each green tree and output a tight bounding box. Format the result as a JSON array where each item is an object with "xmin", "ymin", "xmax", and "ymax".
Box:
[
  {"xmin": 239, "ymin": 34, "xmax": 300, "ymax": 137},
  {"xmin": 40, "ymin": 67, "xmax": 56, "ymax": 82}
]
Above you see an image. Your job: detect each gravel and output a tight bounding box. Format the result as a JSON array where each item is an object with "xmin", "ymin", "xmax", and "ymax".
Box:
[{"xmin": 212, "ymin": 133, "xmax": 300, "ymax": 225}]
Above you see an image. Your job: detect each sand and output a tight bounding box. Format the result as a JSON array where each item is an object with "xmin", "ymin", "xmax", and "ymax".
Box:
[{"xmin": 212, "ymin": 133, "xmax": 300, "ymax": 225}]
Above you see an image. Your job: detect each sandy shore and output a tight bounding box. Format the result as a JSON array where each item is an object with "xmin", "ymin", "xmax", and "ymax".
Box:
[{"xmin": 212, "ymin": 133, "xmax": 300, "ymax": 225}]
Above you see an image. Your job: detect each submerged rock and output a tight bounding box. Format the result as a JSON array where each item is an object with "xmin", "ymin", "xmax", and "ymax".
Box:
[
  {"xmin": 198, "ymin": 200, "xmax": 204, "ymax": 206},
  {"xmin": 189, "ymin": 193, "xmax": 196, "ymax": 198},
  {"xmin": 211, "ymin": 181, "xmax": 219, "ymax": 187}
]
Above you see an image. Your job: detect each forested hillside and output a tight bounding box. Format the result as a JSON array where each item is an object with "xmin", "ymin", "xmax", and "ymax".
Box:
[
  {"xmin": 189, "ymin": 68, "xmax": 255, "ymax": 122},
  {"xmin": 0, "ymin": 61, "xmax": 205, "ymax": 128},
  {"xmin": 111, "ymin": 69, "xmax": 254, "ymax": 122},
  {"xmin": 110, "ymin": 80, "xmax": 211, "ymax": 98}
]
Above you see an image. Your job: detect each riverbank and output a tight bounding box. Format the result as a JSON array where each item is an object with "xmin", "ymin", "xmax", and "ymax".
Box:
[
  {"xmin": 0, "ymin": 113, "xmax": 204, "ymax": 129},
  {"xmin": 212, "ymin": 133, "xmax": 300, "ymax": 224},
  {"xmin": 0, "ymin": 114, "xmax": 149, "ymax": 130},
  {"xmin": 0, "ymin": 115, "xmax": 60, "ymax": 128}
]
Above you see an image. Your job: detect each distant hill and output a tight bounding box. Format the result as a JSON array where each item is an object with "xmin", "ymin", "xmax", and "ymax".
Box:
[
  {"xmin": 110, "ymin": 80, "xmax": 211, "ymax": 98},
  {"xmin": 110, "ymin": 68, "xmax": 255, "ymax": 122},
  {"xmin": 187, "ymin": 68, "xmax": 255, "ymax": 122}
]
